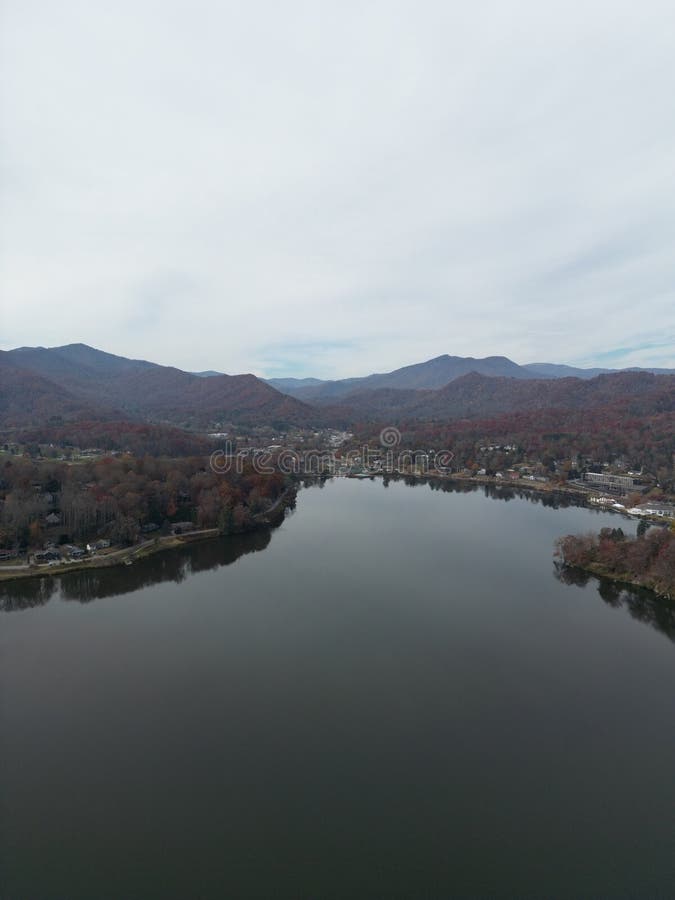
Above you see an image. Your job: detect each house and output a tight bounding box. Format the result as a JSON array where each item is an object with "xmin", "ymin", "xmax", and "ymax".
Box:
[
  {"xmin": 171, "ymin": 521, "xmax": 195, "ymax": 535},
  {"xmin": 141, "ymin": 522, "xmax": 159, "ymax": 534},
  {"xmin": 634, "ymin": 503, "xmax": 675, "ymax": 518},
  {"xmin": 87, "ymin": 539, "xmax": 111, "ymax": 552},
  {"xmin": 45, "ymin": 512, "xmax": 61, "ymax": 526},
  {"xmin": 34, "ymin": 549, "xmax": 61, "ymax": 563}
]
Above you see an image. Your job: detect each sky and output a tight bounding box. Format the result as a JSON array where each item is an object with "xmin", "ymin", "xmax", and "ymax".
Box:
[{"xmin": 1, "ymin": 0, "xmax": 674, "ymax": 379}]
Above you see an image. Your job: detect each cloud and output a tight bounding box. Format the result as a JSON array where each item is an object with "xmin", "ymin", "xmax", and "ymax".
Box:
[{"xmin": 1, "ymin": 0, "xmax": 674, "ymax": 376}]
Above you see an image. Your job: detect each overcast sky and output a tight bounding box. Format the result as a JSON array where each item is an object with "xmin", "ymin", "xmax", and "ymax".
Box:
[{"xmin": 1, "ymin": 0, "xmax": 674, "ymax": 378}]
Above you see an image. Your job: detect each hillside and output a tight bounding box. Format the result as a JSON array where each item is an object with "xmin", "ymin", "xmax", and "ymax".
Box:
[
  {"xmin": 0, "ymin": 352, "xmax": 118, "ymax": 427},
  {"xmin": 101, "ymin": 367, "xmax": 318, "ymax": 427},
  {"xmin": 5, "ymin": 343, "xmax": 158, "ymax": 381},
  {"xmin": 339, "ymin": 371, "xmax": 675, "ymax": 422},
  {"xmin": 1, "ymin": 344, "xmax": 318, "ymax": 429}
]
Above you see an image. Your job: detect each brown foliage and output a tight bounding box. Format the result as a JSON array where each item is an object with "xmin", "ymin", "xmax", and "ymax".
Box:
[{"xmin": 557, "ymin": 528, "xmax": 675, "ymax": 598}]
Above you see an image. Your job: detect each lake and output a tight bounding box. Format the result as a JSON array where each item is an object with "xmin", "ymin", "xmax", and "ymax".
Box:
[{"xmin": 1, "ymin": 478, "xmax": 674, "ymax": 899}]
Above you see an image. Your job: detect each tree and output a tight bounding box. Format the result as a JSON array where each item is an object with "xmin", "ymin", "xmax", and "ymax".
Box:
[
  {"xmin": 111, "ymin": 516, "xmax": 139, "ymax": 546},
  {"xmin": 217, "ymin": 503, "xmax": 234, "ymax": 535}
]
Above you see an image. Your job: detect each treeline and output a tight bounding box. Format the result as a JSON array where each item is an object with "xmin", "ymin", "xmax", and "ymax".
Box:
[
  {"xmin": 0, "ymin": 454, "xmax": 291, "ymax": 550},
  {"xmin": 556, "ymin": 526, "xmax": 675, "ymax": 599},
  {"xmin": 10, "ymin": 420, "xmax": 217, "ymax": 457}
]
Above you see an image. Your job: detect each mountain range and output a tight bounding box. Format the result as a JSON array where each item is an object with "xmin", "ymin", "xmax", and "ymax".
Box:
[
  {"xmin": 1, "ymin": 344, "xmax": 674, "ymax": 433},
  {"xmin": 265, "ymin": 354, "xmax": 675, "ymax": 402}
]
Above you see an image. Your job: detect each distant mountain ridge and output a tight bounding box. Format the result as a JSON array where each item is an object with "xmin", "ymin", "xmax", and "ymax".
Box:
[
  {"xmin": 267, "ymin": 353, "xmax": 675, "ymax": 401},
  {"xmin": 267, "ymin": 354, "xmax": 540, "ymax": 402},
  {"xmin": 523, "ymin": 362, "xmax": 675, "ymax": 378},
  {"xmin": 523, "ymin": 363, "xmax": 614, "ymax": 379},
  {"xmin": 265, "ymin": 377, "xmax": 324, "ymax": 390}
]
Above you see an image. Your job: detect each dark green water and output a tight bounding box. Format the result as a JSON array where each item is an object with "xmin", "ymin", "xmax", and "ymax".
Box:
[{"xmin": 1, "ymin": 478, "xmax": 674, "ymax": 899}]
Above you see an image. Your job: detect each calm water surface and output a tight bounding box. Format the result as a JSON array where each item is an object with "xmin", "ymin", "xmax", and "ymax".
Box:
[{"xmin": 1, "ymin": 479, "xmax": 674, "ymax": 899}]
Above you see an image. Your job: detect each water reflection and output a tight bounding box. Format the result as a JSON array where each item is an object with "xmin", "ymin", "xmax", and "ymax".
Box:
[
  {"xmin": 2, "ymin": 477, "xmax": 671, "ymax": 648},
  {"xmin": 555, "ymin": 563, "xmax": 675, "ymax": 642},
  {"xmin": 0, "ymin": 528, "xmax": 272, "ymax": 612},
  {"xmin": 0, "ymin": 574, "xmax": 57, "ymax": 612},
  {"xmin": 384, "ymin": 473, "xmax": 590, "ymax": 510}
]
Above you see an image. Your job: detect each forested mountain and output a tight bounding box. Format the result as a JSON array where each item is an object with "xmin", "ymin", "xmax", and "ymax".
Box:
[
  {"xmin": 5, "ymin": 343, "xmax": 159, "ymax": 381},
  {"xmin": 332, "ymin": 371, "xmax": 675, "ymax": 422},
  {"xmin": 269, "ymin": 354, "xmax": 539, "ymax": 401},
  {"xmin": 2, "ymin": 344, "xmax": 316, "ymax": 428},
  {"xmin": 267, "ymin": 354, "xmax": 675, "ymax": 401},
  {"xmin": 0, "ymin": 352, "xmax": 120, "ymax": 426},
  {"xmin": 102, "ymin": 367, "xmax": 316, "ymax": 427},
  {"xmin": 2, "ymin": 344, "xmax": 674, "ymax": 440}
]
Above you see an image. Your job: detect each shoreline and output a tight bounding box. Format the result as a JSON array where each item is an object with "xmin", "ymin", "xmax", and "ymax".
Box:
[
  {"xmin": 1, "ymin": 476, "xmax": 665, "ymax": 587},
  {"xmin": 350, "ymin": 471, "xmax": 675, "ymax": 519},
  {"xmin": 349, "ymin": 470, "xmax": 599, "ymax": 502},
  {"xmin": 558, "ymin": 561, "xmax": 673, "ymax": 602},
  {"xmin": 0, "ymin": 488, "xmax": 295, "ymax": 585}
]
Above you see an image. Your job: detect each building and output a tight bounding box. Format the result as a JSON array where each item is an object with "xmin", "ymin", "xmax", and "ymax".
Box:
[
  {"xmin": 583, "ymin": 472, "xmax": 644, "ymax": 493},
  {"xmin": 171, "ymin": 522, "xmax": 195, "ymax": 535},
  {"xmin": 632, "ymin": 503, "xmax": 675, "ymax": 518},
  {"xmin": 86, "ymin": 539, "xmax": 111, "ymax": 552},
  {"xmin": 34, "ymin": 549, "xmax": 61, "ymax": 563}
]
